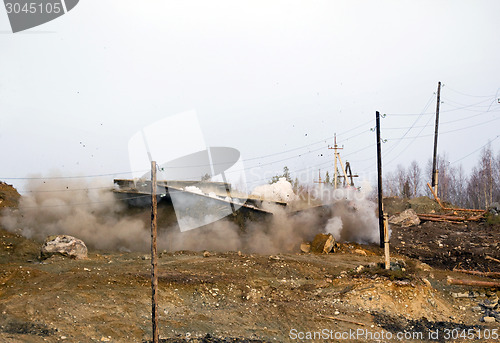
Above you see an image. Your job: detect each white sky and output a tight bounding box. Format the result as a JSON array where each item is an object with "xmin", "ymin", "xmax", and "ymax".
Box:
[{"xmin": 1, "ymin": 1, "xmax": 499, "ymax": 193}]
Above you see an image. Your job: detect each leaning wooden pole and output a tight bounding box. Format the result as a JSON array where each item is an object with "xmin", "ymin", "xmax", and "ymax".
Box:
[
  {"xmin": 151, "ymin": 161, "xmax": 159, "ymax": 343},
  {"xmin": 376, "ymin": 111, "xmax": 384, "ymax": 248},
  {"xmin": 426, "ymin": 182, "xmax": 445, "ymax": 209}
]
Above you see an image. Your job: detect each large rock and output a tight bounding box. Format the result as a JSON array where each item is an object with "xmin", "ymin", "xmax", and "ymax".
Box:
[
  {"xmin": 311, "ymin": 233, "xmax": 336, "ymax": 254},
  {"xmin": 389, "ymin": 209, "xmax": 420, "ymax": 227},
  {"xmin": 40, "ymin": 235, "xmax": 88, "ymax": 260}
]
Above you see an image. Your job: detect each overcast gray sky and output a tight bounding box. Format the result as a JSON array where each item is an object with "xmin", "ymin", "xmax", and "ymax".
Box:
[{"xmin": 1, "ymin": 1, "xmax": 499, "ymax": 193}]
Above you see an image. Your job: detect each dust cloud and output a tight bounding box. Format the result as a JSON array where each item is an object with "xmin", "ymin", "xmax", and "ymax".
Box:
[
  {"xmin": 166, "ymin": 180, "xmax": 381, "ymax": 254},
  {"xmin": 320, "ymin": 182, "xmax": 382, "ymax": 244},
  {"xmin": 1, "ymin": 178, "xmax": 381, "ymax": 254},
  {"xmin": 0, "ymin": 178, "xmax": 149, "ymax": 251}
]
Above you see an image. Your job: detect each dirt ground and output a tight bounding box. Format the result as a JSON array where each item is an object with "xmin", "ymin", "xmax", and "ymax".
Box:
[{"xmin": 0, "ymin": 192, "xmax": 499, "ymax": 342}]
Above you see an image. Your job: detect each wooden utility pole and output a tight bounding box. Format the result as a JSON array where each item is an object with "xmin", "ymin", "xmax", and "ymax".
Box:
[
  {"xmin": 328, "ymin": 134, "xmax": 348, "ymax": 189},
  {"xmin": 150, "ymin": 161, "xmax": 159, "ymax": 343},
  {"xmin": 314, "ymin": 169, "xmax": 325, "ymax": 198},
  {"xmin": 376, "ymin": 111, "xmax": 384, "ymax": 248},
  {"xmin": 314, "ymin": 169, "xmax": 323, "ymax": 185},
  {"xmin": 344, "ymin": 162, "xmax": 359, "ymax": 187},
  {"xmin": 333, "ymin": 135, "xmax": 339, "ymax": 188},
  {"xmin": 431, "ymin": 81, "xmax": 441, "ymax": 195},
  {"xmin": 383, "ymin": 213, "xmax": 390, "ymax": 269}
]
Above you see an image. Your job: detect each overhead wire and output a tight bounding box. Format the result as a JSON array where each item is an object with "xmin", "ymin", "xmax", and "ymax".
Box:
[
  {"xmin": 386, "ymin": 115, "xmax": 500, "ymax": 141},
  {"xmin": 383, "ymin": 108, "xmax": 500, "ymax": 130},
  {"xmin": 381, "ymin": 92, "xmax": 435, "ymax": 159},
  {"xmin": 451, "ymin": 135, "xmax": 500, "ymax": 165},
  {"xmin": 5, "ymin": 84, "xmax": 499, "ymax": 196},
  {"xmin": 444, "ymin": 86, "xmax": 497, "ymax": 98},
  {"xmin": 1, "ymin": 119, "xmax": 374, "ymax": 182}
]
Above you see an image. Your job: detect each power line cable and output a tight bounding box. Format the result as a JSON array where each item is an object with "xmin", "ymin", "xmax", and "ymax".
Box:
[
  {"xmin": 444, "ymin": 86, "xmax": 497, "ymax": 98},
  {"xmin": 450, "ymin": 135, "xmax": 500, "ymax": 164},
  {"xmin": 0, "ymin": 120, "xmax": 374, "ymax": 181},
  {"xmin": 385, "ymin": 98, "xmax": 497, "ymax": 116},
  {"xmin": 382, "ymin": 92, "xmax": 435, "ymax": 158},
  {"xmin": 383, "ymin": 109, "xmax": 500, "ymax": 130},
  {"xmin": 386, "ymin": 115, "xmax": 500, "ymax": 141}
]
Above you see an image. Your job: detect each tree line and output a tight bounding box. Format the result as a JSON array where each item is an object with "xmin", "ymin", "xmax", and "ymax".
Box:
[{"xmin": 384, "ymin": 145, "xmax": 500, "ymax": 209}]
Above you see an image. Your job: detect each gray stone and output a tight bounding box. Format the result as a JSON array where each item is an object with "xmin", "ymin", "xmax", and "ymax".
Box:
[
  {"xmin": 488, "ymin": 202, "xmax": 500, "ymax": 215},
  {"xmin": 389, "ymin": 209, "xmax": 421, "ymax": 227},
  {"xmin": 483, "ymin": 316, "xmax": 496, "ymax": 323},
  {"xmin": 40, "ymin": 235, "xmax": 87, "ymax": 260},
  {"xmin": 481, "ymin": 299, "xmax": 498, "ymax": 310},
  {"xmin": 452, "ymin": 292, "xmax": 471, "ymax": 298}
]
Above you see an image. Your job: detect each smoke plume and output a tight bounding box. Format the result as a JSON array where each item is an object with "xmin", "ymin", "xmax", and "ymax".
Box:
[
  {"xmin": 1, "ymin": 178, "xmax": 382, "ymax": 254},
  {"xmin": 1, "ymin": 178, "xmax": 148, "ymax": 251}
]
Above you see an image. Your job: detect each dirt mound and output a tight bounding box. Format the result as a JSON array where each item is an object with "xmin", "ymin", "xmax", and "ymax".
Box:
[
  {"xmin": 383, "ymin": 196, "xmax": 442, "ymax": 216},
  {"xmin": 0, "ymin": 181, "xmax": 20, "ymax": 208},
  {"xmin": 0, "ymin": 228, "xmax": 40, "ymax": 263},
  {"xmin": 408, "ymin": 196, "xmax": 444, "ymax": 214}
]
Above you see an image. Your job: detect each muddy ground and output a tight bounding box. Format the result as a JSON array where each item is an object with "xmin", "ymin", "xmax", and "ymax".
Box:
[{"xmin": 0, "ymin": 193, "xmax": 499, "ymax": 342}]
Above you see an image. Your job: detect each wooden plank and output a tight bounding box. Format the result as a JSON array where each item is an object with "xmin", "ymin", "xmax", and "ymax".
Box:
[
  {"xmin": 486, "ymin": 255, "xmax": 500, "ymax": 264},
  {"xmin": 453, "ymin": 268, "xmax": 500, "ymax": 279},
  {"xmin": 447, "ymin": 276, "xmax": 500, "ymax": 288}
]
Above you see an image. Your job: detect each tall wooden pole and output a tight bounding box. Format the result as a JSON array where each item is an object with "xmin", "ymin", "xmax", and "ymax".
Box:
[
  {"xmin": 333, "ymin": 135, "xmax": 338, "ymax": 189},
  {"xmin": 329, "ymin": 134, "xmax": 343, "ymax": 189},
  {"xmin": 431, "ymin": 81, "xmax": 441, "ymax": 194},
  {"xmin": 376, "ymin": 111, "xmax": 384, "ymax": 248},
  {"xmin": 151, "ymin": 161, "xmax": 159, "ymax": 343}
]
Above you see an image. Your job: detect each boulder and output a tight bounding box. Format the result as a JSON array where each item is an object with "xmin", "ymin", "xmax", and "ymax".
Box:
[
  {"xmin": 311, "ymin": 233, "xmax": 335, "ymax": 254},
  {"xmin": 482, "ymin": 316, "xmax": 496, "ymax": 323},
  {"xmin": 389, "ymin": 209, "xmax": 420, "ymax": 227},
  {"xmin": 300, "ymin": 242, "xmax": 311, "ymax": 253},
  {"xmin": 40, "ymin": 235, "xmax": 87, "ymax": 260}
]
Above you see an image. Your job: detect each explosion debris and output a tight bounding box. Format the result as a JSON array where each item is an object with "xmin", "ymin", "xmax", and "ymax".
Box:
[{"xmin": 1, "ymin": 176, "xmax": 380, "ymax": 254}]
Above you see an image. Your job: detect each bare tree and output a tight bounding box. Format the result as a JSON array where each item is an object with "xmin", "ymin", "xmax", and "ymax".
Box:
[
  {"xmin": 395, "ymin": 164, "xmax": 409, "ymax": 198},
  {"xmin": 437, "ymin": 153, "xmax": 453, "ymax": 202},
  {"xmin": 494, "ymin": 150, "xmax": 500, "ymax": 202},
  {"xmin": 447, "ymin": 164, "xmax": 468, "ymax": 207},
  {"xmin": 383, "ymin": 147, "xmax": 499, "ymax": 208},
  {"xmin": 477, "ymin": 145, "xmax": 495, "ymax": 208},
  {"xmin": 467, "ymin": 169, "xmax": 482, "ymax": 209},
  {"xmin": 383, "ymin": 171, "xmax": 399, "ymax": 197},
  {"xmin": 465, "ymin": 145, "xmax": 499, "ymax": 209},
  {"xmin": 407, "ymin": 160, "xmax": 422, "ymax": 197}
]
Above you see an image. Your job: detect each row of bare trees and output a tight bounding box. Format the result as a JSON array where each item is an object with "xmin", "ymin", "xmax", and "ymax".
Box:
[{"xmin": 384, "ymin": 145, "xmax": 500, "ymax": 209}]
